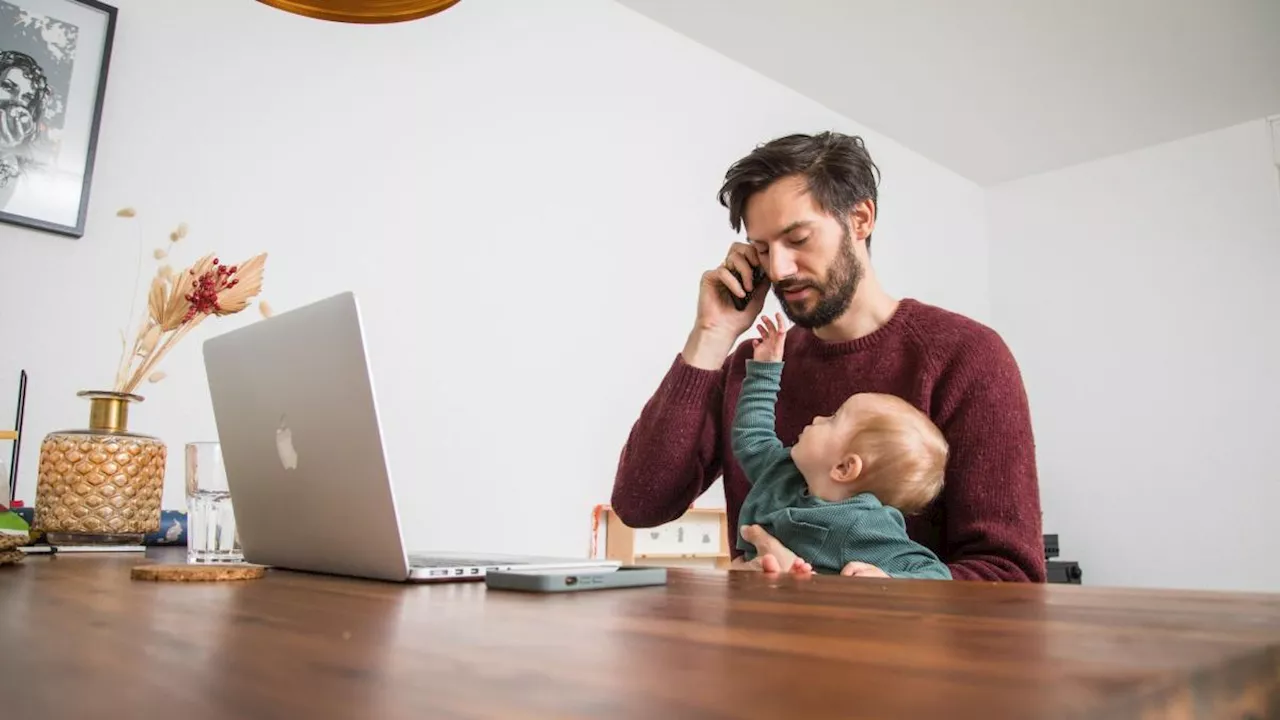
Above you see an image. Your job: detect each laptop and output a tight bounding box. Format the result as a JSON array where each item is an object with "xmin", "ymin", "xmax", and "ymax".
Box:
[{"xmin": 201, "ymin": 291, "xmax": 620, "ymax": 582}]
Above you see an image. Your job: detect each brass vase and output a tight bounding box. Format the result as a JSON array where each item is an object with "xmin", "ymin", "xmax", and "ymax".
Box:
[{"xmin": 34, "ymin": 391, "xmax": 166, "ymax": 546}]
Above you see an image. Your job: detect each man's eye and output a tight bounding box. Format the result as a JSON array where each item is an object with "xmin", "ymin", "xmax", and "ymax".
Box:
[{"xmin": 790, "ymin": 236, "xmax": 809, "ymax": 246}]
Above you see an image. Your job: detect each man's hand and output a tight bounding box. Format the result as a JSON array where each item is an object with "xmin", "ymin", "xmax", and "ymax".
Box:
[
  {"xmin": 840, "ymin": 561, "xmax": 889, "ymax": 578},
  {"xmin": 732, "ymin": 524, "xmax": 813, "ymax": 575},
  {"xmin": 730, "ymin": 555, "xmax": 814, "ymax": 574},
  {"xmin": 683, "ymin": 243, "xmax": 770, "ymax": 370},
  {"xmin": 752, "ymin": 313, "xmax": 787, "ymax": 362}
]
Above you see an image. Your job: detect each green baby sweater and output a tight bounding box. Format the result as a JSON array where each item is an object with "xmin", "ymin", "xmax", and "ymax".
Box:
[{"xmin": 732, "ymin": 361, "xmax": 950, "ymax": 579}]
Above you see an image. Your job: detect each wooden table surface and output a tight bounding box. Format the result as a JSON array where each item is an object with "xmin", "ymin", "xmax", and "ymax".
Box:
[{"xmin": 3, "ymin": 549, "xmax": 1280, "ymax": 719}]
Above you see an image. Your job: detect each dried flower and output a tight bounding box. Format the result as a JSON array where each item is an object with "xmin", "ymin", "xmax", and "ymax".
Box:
[
  {"xmin": 214, "ymin": 254, "xmax": 266, "ymax": 316},
  {"xmin": 179, "ymin": 254, "xmax": 267, "ymax": 322},
  {"xmin": 112, "ymin": 219, "xmax": 269, "ymax": 394},
  {"xmin": 147, "ymin": 275, "xmax": 168, "ymax": 326},
  {"xmin": 259, "ymin": 300, "xmax": 274, "ymax": 318},
  {"xmin": 139, "ymin": 324, "xmax": 162, "ymax": 357},
  {"xmin": 116, "ymin": 207, "xmax": 136, "ymax": 218}
]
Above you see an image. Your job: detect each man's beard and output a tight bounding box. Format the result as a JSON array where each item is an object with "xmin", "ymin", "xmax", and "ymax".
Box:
[{"xmin": 773, "ymin": 226, "xmax": 863, "ymax": 330}]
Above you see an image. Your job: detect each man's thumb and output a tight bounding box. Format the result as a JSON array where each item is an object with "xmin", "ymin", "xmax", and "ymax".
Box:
[{"xmin": 740, "ymin": 524, "xmax": 771, "ymax": 548}]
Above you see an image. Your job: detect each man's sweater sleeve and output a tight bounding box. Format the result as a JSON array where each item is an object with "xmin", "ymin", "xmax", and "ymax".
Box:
[
  {"xmin": 730, "ymin": 361, "xmax": 793, "ymax": 484},
  {"xmin": 932, "ymin": 328, "xmax": 1047, "ymax": 582},
  {"xmin": 611, "ymin": 354, "xmax": 728, "ymax": 528}
]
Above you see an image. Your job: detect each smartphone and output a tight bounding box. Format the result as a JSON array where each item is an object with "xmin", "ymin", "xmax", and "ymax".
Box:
[
  {"xmin": 484, "ymin": 566, "xmax": 667, "ymax": 593},
  {"xmin": 728, "ymin": 265, "xmax": 768, "ymax": 311}
]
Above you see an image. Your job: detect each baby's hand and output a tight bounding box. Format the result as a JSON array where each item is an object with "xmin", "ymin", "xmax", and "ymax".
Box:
[{"xmin": 751, "ymin": 313, "xmax": 787, "ymax": 362}]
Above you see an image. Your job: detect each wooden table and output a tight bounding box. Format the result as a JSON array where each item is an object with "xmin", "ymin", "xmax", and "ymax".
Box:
[{"xmin": 3, "ymin": 549, "xmax": 1279, "ymax": 719}]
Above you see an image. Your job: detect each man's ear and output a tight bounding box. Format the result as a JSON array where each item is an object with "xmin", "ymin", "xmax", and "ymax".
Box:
[
  {"xmin": 831, "ymin": 453, "xmax": 863, "ymax": 484},
  {"xmin": 850, "ymin": 199, "xmax": 876, "ymax": 242}
]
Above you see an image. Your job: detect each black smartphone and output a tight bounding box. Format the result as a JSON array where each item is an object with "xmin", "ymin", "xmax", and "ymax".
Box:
[{"xmin": 728, "ymin": 265, "xmax": 767, "ymax": 311}]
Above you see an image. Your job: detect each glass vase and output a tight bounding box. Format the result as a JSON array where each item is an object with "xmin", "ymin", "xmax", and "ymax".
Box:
[{"xmin": 34, "ymin": 390, "xmax": 166, "ymax": 546}]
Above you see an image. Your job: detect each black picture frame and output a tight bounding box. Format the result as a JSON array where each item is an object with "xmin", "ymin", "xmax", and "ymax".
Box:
[{"xmin": 0, "ymin": 0, "xmax": 117, "ymax": 238}]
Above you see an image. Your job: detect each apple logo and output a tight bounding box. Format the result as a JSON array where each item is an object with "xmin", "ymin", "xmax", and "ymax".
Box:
[{"xmin": 276, "ymin": 415, "xmax": 298, "ymax": 471}]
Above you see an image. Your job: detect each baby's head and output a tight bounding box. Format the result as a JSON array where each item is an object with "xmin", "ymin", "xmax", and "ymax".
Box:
[{"xmin": 791, "ymin": 392, "xmax": 947, "ymax": 513}]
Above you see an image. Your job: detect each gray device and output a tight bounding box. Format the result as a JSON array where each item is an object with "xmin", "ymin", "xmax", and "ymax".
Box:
[
  {"xmin": 202, "ymin": 291, "xmax": 620, "ymax": 583},
  {"xmin": 485, "ymin": 566, "xmax": 668, "ymax": 593}
]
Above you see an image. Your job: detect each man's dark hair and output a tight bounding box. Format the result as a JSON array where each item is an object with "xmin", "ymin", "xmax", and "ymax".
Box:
[{"xmin": 718, "ymin": 131, "xmax": 881, "ymax": 251}]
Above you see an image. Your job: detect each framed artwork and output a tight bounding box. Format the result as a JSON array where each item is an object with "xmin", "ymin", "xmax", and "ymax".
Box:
[{"xmin": 0, "ymin": 0, "xmax": 115, "ymax": 238}]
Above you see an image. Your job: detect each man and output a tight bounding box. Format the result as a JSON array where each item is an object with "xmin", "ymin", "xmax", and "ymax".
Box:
[
  {"xmin": 0, "ymin": 50, "xmax": 49, "ymax": 208},
  {"xmin": 611, "ymin": 131, "xmax": 1045, "ymax": 582}
]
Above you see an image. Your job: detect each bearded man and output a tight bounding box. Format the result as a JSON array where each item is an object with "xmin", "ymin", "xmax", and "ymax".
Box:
[{"xmin": 611, "ymin": 131, "xmax": 1045, "ymax": 582}]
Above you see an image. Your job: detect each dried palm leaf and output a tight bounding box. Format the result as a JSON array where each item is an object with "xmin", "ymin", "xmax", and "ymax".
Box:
[{"xmin": 214, "ymin": 253, "xmax": 267, "ymax": 315}]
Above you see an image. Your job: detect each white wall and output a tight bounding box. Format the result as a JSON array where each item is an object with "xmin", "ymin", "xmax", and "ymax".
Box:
[
  {"xmin": 988, "ymin": 119, "xmax": 1280, "ymax": 592},
  {"xmin": 0, "ymin": 0, "xmax": 987, "ymax": 558}
]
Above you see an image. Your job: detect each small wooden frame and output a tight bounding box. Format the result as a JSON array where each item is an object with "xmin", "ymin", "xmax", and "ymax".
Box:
[{"xmin": 599, "ymin": 506, "xmax": 730, "ymax": 569}]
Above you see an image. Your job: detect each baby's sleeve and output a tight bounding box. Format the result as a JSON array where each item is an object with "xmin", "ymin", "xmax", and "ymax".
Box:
[
  {"xmin": 838, "ymin": 503, "xmax": 953, "ymax": 580},
  {"xmin": 730, "ymin": 361, "xmax": 793, "ymax": 484},
  {"xmin": 892, "ymin": 554, "xmax": 953, "ymax": 580}
]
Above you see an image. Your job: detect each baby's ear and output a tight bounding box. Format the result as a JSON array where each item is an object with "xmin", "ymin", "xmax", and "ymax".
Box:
[{"xmin": 831, "ymin": 453, "xmax": 863, "ymax": 484}]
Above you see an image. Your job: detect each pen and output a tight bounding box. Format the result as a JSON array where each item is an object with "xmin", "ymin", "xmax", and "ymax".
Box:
[{"xmin": 8, "ymin": 370, "xmax": 26, "ymax": 505}]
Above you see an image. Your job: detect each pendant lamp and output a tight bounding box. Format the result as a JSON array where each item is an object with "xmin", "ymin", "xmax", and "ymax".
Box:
[{"xmin": 257, "ymin": 0, "xmax": 462, "ymax": 24}]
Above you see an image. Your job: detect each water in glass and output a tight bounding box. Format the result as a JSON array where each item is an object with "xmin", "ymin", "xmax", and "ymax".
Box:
[{"xmin": 185, "ymin": 441, "xmax": 242, "ymax": 563}]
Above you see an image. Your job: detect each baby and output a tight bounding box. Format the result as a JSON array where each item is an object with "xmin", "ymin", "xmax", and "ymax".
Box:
[{"xmin": 732, "ymin": 313, "xmax": 951, "ymax": 579}]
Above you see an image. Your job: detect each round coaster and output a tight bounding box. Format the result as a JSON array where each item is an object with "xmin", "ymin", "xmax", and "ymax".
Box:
[
  {"xmin": 130, "ymin": 563, "xmax": 268, "ymax": 582},
  {"xmin": 0, "ymin": 534, "xmax": 29, "ymax": 551}
]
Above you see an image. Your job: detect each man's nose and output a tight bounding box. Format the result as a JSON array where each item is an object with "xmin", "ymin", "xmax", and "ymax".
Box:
[{"xmin": 766, "ymin": 248, "xmax": 797, "ymax": 281}]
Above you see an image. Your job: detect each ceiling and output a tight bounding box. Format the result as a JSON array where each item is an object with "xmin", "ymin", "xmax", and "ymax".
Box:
[{"xmin": 615, "ymin": 0, "xmax": 1280, "ymax": 185}]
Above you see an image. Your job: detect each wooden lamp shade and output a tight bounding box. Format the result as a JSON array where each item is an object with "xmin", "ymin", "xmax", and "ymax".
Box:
[{"xmin": 256, "ymin": 0, "xmax": 462, "ymax": 24}]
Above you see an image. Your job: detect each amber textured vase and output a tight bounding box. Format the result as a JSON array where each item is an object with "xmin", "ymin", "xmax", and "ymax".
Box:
[{"xmin": 34, "ymin": 391, "xmax": 166, "ymax": 546}]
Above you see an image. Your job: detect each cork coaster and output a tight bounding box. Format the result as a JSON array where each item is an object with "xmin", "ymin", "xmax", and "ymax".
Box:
[
  {"xmin": 130, "ymin": 563, "xmax": 268, "ymax": 582},
  {"xmin": 0, "ymin": 549, "xmax": 23, "ymax": 565}
]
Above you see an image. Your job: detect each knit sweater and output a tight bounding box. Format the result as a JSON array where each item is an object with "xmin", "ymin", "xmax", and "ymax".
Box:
[
  {"xmin": 733, "ymin": 360, "xmax": 951, "ymax": 579},
  {"xmin": 612, "ymin": 298, "xmax": 1046, "ymax": 582}
]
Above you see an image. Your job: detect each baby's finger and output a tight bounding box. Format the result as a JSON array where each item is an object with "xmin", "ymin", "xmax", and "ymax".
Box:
[
  {"xmin": 762, "ymin": 314, "xmax": 777, "ymax": 336},
  {"xmin": 775, "ymin": 313, "xmax": 786, "ymax": 332},
  {"xmin": 757, "ymin": 554, "xmax": 782, "ymax": 574}
]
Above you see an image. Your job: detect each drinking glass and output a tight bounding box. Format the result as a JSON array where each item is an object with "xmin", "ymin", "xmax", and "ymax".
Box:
[{"xmin": 185, "ymin": 441, "xmax": 242, "ymax": 563}]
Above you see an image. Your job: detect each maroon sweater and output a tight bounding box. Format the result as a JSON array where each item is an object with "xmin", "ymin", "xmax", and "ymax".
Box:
[{"xmin": 612, "ymin": 298, "xmax": 1045, "ymax": 582}]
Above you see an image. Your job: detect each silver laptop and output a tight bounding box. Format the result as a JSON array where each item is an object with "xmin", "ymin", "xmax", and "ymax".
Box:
[{"xmin": 201, "ymin": 291, "xmax": 619, "ymax": 582}]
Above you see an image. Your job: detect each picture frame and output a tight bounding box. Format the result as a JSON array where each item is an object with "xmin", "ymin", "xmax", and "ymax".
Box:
[{"xmin": 0, "ymin": 0, "xmax": 116, "ymax": 238}]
